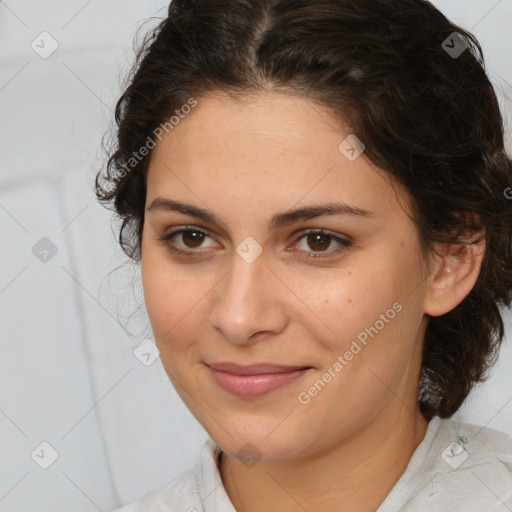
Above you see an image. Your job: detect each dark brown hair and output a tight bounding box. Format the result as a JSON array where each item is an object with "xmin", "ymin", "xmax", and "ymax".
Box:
[{"xmin": 96, "ymin": 0, "xmax": 512, "ymax": 419}]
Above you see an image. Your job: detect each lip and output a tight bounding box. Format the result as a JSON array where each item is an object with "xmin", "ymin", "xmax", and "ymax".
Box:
[
  {"xmin": 205, "ymin": 362, "xmax": 313, "ymax": 375},
  {"xmin": 205, "ymin": 362, "xmax": 314, "ymax": 397}
]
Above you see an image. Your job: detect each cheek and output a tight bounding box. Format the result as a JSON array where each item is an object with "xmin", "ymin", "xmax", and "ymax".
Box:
[
  {"xmin": 320, "ymin": 291, "xmax": 422, "ymax": 406},
  {"xmin": 293, "ymin": 250, "xmax": 423, "ymax": 376},
  {"xmin": 141, "ymin": 243, "xmax": 205, "ymax": 349},
  {"xmin": 296, "ymin": 288, "xmax": 420, "ymax": 424},
  {"xmin": 290, "ymin": 263, "xmax": 399, "ymax": 349}
]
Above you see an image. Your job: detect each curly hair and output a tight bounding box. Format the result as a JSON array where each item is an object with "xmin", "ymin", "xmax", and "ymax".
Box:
[{"xmin": 96, "ymin": 0, "xmax": 512, "ymax": 419}]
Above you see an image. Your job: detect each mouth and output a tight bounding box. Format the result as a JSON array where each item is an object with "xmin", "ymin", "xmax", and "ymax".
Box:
[{"xmin": 204, "ymin": 362, "xmax": 314, "ymax": 397}]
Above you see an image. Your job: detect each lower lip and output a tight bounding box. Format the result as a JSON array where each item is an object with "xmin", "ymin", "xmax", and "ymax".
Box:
[{"xmin": 207, "ymin": 366, "xmax": 313, "ymax": 397}]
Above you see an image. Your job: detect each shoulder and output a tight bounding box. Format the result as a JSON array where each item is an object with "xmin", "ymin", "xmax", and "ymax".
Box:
[
  {"xmin": 436, "ymin": 416, "xmax": 512, "ymax": 468},
  {"xmin": 407, "ymin": 416, "xmax": 512, "ymax": 511},
  {"xmin": 112, "ymin": 438, "xmax": 226, "ymax": 512}
]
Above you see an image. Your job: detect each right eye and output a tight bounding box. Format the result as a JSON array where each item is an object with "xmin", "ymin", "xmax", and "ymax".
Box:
[{"xmin": 156, "ymin": 226, "xmax": 218, "ymax": 257}]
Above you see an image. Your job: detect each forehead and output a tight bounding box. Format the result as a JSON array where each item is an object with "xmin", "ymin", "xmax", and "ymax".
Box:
[{"xmin": 146, "ymin": 91, "xmax": 406, "ymax": 220}]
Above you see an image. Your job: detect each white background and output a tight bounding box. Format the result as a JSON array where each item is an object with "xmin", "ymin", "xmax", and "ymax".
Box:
[{"xmin": 0, "ymin": 1, "xmax": 511, "ymax": 510}]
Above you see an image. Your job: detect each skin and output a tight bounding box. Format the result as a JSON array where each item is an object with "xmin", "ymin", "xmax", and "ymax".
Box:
[{"xmin": 141, "ymin": 90, "xmax": 484, "ymax": 512}]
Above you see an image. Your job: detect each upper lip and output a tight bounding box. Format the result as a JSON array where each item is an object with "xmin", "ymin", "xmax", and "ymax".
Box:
[{"xmin": 205, "ymin": 362, "xmax": 312, "ymax": 375}]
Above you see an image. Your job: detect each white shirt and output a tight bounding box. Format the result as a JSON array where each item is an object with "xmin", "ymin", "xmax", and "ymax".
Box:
[{"xmin": 113, "ymin": 416, "xmax": 512, "ymax": 511}]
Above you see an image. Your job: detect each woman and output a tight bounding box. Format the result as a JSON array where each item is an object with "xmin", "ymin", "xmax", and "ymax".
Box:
[{"xmin": 96, "ymin": 0, "xmax": 512, "ymax": 510}]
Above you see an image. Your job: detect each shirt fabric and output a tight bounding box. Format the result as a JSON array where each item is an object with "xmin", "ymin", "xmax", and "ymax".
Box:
[{"xmin": 113, "ymin": 416, "xmax": 512, "ymax": 511}]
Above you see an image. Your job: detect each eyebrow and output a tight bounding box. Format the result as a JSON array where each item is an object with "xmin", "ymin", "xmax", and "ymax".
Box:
[{"xmin": 146, "ymin": 198, "xmax": 375, "ymax": 230}]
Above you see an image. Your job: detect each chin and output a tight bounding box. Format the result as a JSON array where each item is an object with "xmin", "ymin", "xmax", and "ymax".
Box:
[{"xmin": 208, "ymin": 424, "xmax": 307, "ymax": 463}]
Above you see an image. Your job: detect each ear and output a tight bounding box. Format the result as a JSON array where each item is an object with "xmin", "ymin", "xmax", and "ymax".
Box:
[{"xmin": 423, "ymin": 234, "xmax": 486, "ymax": 317}]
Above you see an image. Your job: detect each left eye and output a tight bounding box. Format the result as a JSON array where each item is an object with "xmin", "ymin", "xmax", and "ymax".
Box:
[
  {"xmin": 156, "ymin": 227, "xmax": 351, "ymax": 259},
  {"xmin": 293, "ymin": 229, "xmax": 351, "ymax": 258}
]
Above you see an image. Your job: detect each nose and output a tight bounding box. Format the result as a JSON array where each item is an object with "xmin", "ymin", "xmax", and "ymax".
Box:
[{"xmin": 209, "ymin": 251, "xmax": 289, "ymax": 345}]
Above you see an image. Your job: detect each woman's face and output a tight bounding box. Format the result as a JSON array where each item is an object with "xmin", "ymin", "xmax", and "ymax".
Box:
[{"xmin": 141, "ymin": 91, "xmax": 432, "ymax": 461}]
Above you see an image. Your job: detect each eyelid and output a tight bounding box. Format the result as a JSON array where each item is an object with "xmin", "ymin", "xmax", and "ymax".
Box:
[
  {"xmin": 157, "ymin": 225, "xmax": 351, "ymax": 258},
  {"xmin": 288, "ymin": 228, "xmax": 351, "ymax": 258},
  {"xmin": 162, "ymin": 225, "xmax": 219, "ymax": 248},
  {"xmin": 291, "ymin": 227, "xmax": 349, "ymax": 242}
]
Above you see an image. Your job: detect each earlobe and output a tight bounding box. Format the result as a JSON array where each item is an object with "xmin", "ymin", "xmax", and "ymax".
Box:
[{"xmin": 423, "ymin": 238, "xmax": 485, "ymax": 317}]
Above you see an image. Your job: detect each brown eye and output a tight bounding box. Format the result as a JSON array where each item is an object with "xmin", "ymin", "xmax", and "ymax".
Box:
[
  {"xmin": 156, "ymin": 226, "xmax": 216, "ymax": 257},
  {"xmin": 181, "ymin": 230, "xmax": 206, "ymax": 248},
  {"xmin": 306, "ymin": 232, "xmax": 332, "ymax": 252},
  {"xmin": 293, "ymin": 229, "xmax": 352, "ymax": 259},
  {"xmin": 157, "ymin": 226, "xmax": 351, "ymax": 260}
]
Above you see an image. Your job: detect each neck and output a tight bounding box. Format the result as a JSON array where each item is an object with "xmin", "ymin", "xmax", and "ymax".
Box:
[{"xmin": 219, "ymin": 406, "xmax": 429, "ymax": 512}]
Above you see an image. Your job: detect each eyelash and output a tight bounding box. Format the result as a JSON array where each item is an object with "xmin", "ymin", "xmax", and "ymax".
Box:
[{"xmin": 155, "ymin": 225, "xmax": 352, "ymax": 260}]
